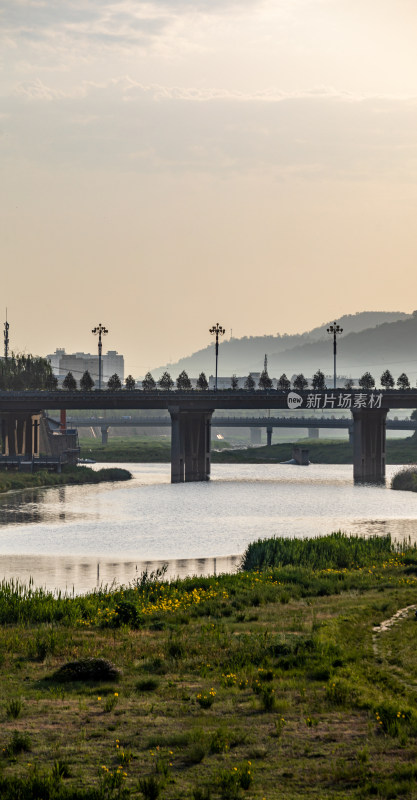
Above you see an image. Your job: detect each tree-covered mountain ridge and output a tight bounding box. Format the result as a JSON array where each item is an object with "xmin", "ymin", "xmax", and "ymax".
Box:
[{"xmin": 151, "ymin": 311, "xmax": 411, "ymax": 379}]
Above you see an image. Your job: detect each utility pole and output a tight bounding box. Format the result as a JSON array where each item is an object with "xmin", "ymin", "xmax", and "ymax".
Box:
[
  {"xmin": 326, "ymin": 321, "xmax": 343, "ymax": 390},
  {"xmin": 209, "ymin": 323, "xmax": 225, "ymax": 391},
  {"xmin": 4, "ymin": 310, "xmax": 9, "ymax": 360},
  {"xmin": 92, "ymin": 323, "xmax": 108, "ymax": 390}
]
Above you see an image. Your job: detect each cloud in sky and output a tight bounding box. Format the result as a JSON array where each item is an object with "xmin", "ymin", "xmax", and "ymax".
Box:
[
  {"xmin": 4, "ymin": 78, "xmax": 417, "ymax": 182},
  {"xmin": 2, "ymin": 0, "xmax": 417, "ymax": 369},
  {"xmin": 1, "ymin": 0, "xmax": 263, "ymax": 61}
]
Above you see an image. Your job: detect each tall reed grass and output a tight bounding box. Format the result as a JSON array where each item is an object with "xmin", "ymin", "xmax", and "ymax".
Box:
[{"xmin": 240, "ymin": 532, "xmax": 411, "ymax": 572}]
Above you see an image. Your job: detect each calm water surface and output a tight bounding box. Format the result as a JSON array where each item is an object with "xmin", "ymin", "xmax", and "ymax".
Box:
[{"xmin": 0, "ymin": 463, "xmax": 416, "ymax": 592}]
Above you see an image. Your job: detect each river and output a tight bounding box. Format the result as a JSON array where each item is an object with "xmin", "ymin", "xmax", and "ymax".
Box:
[{"xmin": 0, "ymin": 463, "xmax": 416, "ymax": 593}]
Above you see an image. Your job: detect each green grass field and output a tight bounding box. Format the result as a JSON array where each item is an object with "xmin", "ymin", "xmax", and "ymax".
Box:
[
  {"xmin": 1, "ymin": 535, "xmax": 417, "ymax": 798},
  {"xmin": 79, "ymin": 435, "xmax": 417, "ymax": 465},
  {"xmin": 79, "ymin": 436, "xmax": 172, "ymax": 463}
]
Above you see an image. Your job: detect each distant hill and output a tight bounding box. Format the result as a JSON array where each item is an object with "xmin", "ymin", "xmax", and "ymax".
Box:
[
  {"xmin": 269, "ymin": 313, "xmax": 417, "ymax": 382},
  {"xmin": 150, "ymin": 311, "xmax": 410, "ymax": 380}
]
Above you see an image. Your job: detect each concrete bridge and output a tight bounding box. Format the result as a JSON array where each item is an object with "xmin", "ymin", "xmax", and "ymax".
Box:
[
  {"xmin": 0, "ymin": 388, "xmax": 416, "ymax": 483},
  {"xmin": 61, "ymin": 414, "xmax": 417, "ymax": 447}
]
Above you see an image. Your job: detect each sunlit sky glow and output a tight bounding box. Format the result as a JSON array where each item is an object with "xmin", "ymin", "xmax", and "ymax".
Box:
[{"xmin": 2, "ymin": 0, "xmax": 417, "ymax": 375}]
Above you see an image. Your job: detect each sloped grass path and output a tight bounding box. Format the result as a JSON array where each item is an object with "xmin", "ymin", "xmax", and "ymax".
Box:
[{"xmin": 1, "ymin": 540, "xmax": 417, "ymax": 798}]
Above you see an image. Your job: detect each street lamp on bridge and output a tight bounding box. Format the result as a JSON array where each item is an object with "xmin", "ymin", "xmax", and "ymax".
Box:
[
  {"xmin": 327, "ymin": 321, "xmax": 343, "ymax": 390},
  {"xmin": 209, "ymin": 323, "xmax": 225, "ymax": 391},
  {"xmin": 92, "ymin": 323, "xmax": 108, "ymax": 390},
  {"xmin": 4, "ymin": 310, "xmax": 9, "ymax": 360}
]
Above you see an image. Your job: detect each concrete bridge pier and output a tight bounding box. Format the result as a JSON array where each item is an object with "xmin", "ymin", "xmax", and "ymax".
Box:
[
  {"xmin": 352, "ymin": 408, "xmax": 387, "ymax": 484},
  {"xmin": 266, "ymin": 426, "xmax": 273, "ymax": 447},
  {"xmin": 169, "ymin": 407, "xmax": 213, "ymax": 483},
  {"xmin": 101, "ymin": 426, "xmax": 109, "ymax": 445},
  {"xmin": 1, "ymin": 412, "xmax": 40, "ymax": 457}
]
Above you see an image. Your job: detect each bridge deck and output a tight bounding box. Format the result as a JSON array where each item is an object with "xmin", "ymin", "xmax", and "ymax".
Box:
[
  {"xmin": 1, "ymin": 388, "xmax": 416, "ymax": 412},
  {"xmin": 61, "ymin": 415, "xmax": 416, "ymax": 430}
]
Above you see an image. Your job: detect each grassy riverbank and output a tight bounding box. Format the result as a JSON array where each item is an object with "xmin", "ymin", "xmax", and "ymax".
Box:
[
  {"xmin": 2, "ymin": 534, "xmax": 417, "ymax": 798},
  {"xmin": 0, "ymin": 466, "xmax": 132, "ymax": 494},
  {"xmin": 214, "ymin": 438, "xmax": 417, "ymax": 465},
  {"xmin": 79, "ymin": 435, "xmax": 417, "ymax": 465},
  {"xmin": 79, "ymin": 436, "xmax": 171, "ymax": 463},
  {"xmin": 391, "ymin": 467, "xmax": 417, "ymax": 492}
]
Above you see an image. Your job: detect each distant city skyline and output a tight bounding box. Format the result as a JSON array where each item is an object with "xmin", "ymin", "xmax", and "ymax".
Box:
[{"xmin": 2, "ymin": 1, "xmax": 417, "ymax": 373}]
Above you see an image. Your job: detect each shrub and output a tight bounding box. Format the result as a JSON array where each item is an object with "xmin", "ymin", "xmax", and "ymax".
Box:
[
  {"xmin": 114, "ymin": 600, "xmax": 141, "ymax": 627},
  {"xmin": 135, "ymin": 678, "xmax": 159, "ymax": 692},
  {"xmin": 197, "ymin": 689, "xmax": 216, "ymax": 708},
  {"xmin": 51, "ymin": 759, "xmax": 71, "ymax": 780},
  {"xmin": 259, "ymin": 685, "xmax": 276, "ymax": 711},
  {"xmin": 166, "ymin": 640, "xmax": 185, "ymax": 660},
  {"xmin": 218, "ymin": 769, "xmax": 240, "ymax": 800},
  {"xmin": 326, "ymin": 679, "xmax": 353, "ymax": 707},
  {"xmin": 104, "ymin": 692, "xmax": 119, "ymax": 713},
  {"xmin": 374, "ymin": 703, "xmax": 415, "ymax": 738},
  {"xmin": 192, "ymin": 788, "xmax": 211, "ymax": 800},
  {"xmin": 28, "ymin": 628, "xmax": 59, "ymax": 661},
  {"xmin": 6, "ymin": 698, "xmax": 22, "ymax": 719},
  {"xmin": 391, "ymin": 468, "xmax": 417, "ymax": 492},
  {"xmin": 210, "ymin": 728, "xmax": 230, "ymax": 754},
  {"xmin": 4, "ymin": 730, "xmax": 31, "ymax": 756},
  {"xmin": 217, "ymin": 763, "xmax": 252, "ymax": 799},
  {"xmin": 52, "ymin": 657, "xmax": 121, "ymax": 682},
  {"xmin": 140, "ymin": 657, "xmax": 167, "ymax": 675},
  {"xmin": 138, "ymin": 775, "xmax": 161, "ymax": 799},
  {"xmin": 186, "ymin": 742, "xmax": 207, "ymax": 764}
]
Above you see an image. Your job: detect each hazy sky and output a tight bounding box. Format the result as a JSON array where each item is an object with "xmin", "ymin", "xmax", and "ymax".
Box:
[{"xmin": 2, "ymin": 0, "xmax": 417, "ymax": 375}]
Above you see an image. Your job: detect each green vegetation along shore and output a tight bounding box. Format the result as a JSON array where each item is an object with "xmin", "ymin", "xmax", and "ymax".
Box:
[
  {"xmin": 79, "ymin": 436, "xmax": 172, "ymax": 463},
  {"xmin": 1, "ymin": 534, "xmax": 417, "ymax": 798},
  {"xmin": 391, "ymin": 467, "xmax": 417, "ymax": 492},
  {"xmin": 0, "ymin": 466, "xmax": 132, "ymax": 495},
  {"xmin": 79, "ymin": 435, "xmax": 417, "ymax": 465}
]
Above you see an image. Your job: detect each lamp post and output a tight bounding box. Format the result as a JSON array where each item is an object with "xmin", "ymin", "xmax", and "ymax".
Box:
[
  {"xmin": 92, "ymin": 323, "xmax": 108, "ymax": 390},
  {"xmin": 209, "ymin": 323, "xmax": 225, "ymax": 391},
  {"xmin": 4, "ymin": 311, "xmax": 9, "ymax": 360},
  {"xmin": 327, "ymin": 321, "xmax": 343, "ymax": 390}
]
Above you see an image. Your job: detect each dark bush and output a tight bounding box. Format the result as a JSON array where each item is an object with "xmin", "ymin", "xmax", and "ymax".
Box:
[
  {"xmin": 52, "ymin": 657, "xmax": 120, "ymax": 682},
  {"xmin": 135, "ymin": 678, "xmax": 159, "ymax": 692}
]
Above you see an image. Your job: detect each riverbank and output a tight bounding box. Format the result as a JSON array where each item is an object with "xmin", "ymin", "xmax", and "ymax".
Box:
[
  {"xmin": 1, "ymin": 534, "xmax": 417, "ymax": 799},
  {"xmin": 79, "ymin": 435, "xmax": 417, "ymax": 465},
  {"xmin": 0, "ymin": 465, "xmax": 132, "ymax": 494},
  {"xmin": 79, "ymin": 436, "xmax": 171, "ymax": 462},
  {"xmin": 391, "ymin": 467, "xmax": 417, "ymax": 492}
]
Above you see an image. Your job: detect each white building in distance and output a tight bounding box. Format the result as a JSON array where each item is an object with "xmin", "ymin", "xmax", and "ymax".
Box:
[{"xmin": 47, "ymin": 348, "xmax": 124, "ymax": 386}]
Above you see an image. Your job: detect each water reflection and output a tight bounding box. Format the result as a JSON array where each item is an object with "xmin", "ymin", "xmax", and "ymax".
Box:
[
  {"xmin": 0, "ymin": 483, "xmax": 100, "ymax": 526},
  {"xmin": 0, "ymin": 463, "xmax": 416, "ymax": 594},
  {"xmin": 0, "ymin": 489, "xmax": 45, "ymax": 525},
  {"xmin": 0, "ymin": 553, "xmax": 241, "ymax": 595}
]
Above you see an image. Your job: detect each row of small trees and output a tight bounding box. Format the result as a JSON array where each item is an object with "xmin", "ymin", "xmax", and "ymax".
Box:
[
  {"xmin": 357, "ymin": 370, "xmax": 412, "ymax": 390},
  {"xmin": 62, "ymin": 367, "xmax": 415, "ymax": 392},
  {"xmin": 144, "ymin": 368, "xmax": 416, "ymax": 392},
  {"xmin": 281, "ymin": 369, "xmax": 413, "ymax": 391},
  {"xmin": 62, "ymin": 371, "xmax": 135, "ymax": 391}
]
